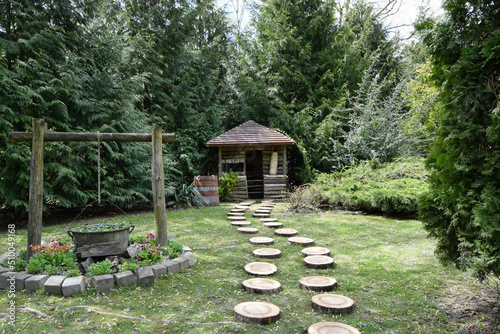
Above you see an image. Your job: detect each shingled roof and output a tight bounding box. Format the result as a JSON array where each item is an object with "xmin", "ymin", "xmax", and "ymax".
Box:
[{"xmin": 206, "ymin": 121, "xmax": 296, "ymax": 147}]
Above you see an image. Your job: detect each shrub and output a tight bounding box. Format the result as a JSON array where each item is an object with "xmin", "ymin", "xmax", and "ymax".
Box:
[
  {"xmin": 284, "ymin": 185, "xmax": 323, "ymax": 213},
  {"xmin": 317, "ymin": 157, "xmax": 428, "ymax": 216},
  {"xmin": 26, "ymin": 242, "xmax": 77, "ymax": 274},
  {"xmin": 88, "ymin": 259, "xmax": 115, "ymax": 276},
  {"xmin": 119, "ymin": 262, "xmax": 138, "ymax": 272},
  {"xmin": 66, "ymin": 269, "xmax": 81, "ymax": 277},
  {"xmin": 161, "ymin": 240, "xmax": 183, "ymax": 259},
  {"xmin": 218, "ymin": 170, "xmax": 239, "ymax": 200},
  {"xmin": 174, "ymin": 182, "xmax": 205, "ymax": 208}
]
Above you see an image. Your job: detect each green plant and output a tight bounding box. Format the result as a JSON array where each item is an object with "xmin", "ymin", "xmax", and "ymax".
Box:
[
  {"xmin": 45, "ymin": 265, "xmax": 59, "ymax": 276},
  {"xmin": 174, "ymin": 182, "xmax": 205, "ymax": 208},
  {"xmin": 161, "ymin": 240, "xmax": 183, "ymax": 259},
  {"xmin": 66, "ymin": 269, "xmax": 81, "ymax": 277},
  {"xmin": 74, "ymin": 222, "xmax": 130, "ymax": 232},
  {"xmin": 136, "ymin": 242, "xmax": 162, "ymax": 264},
  {"xmin": 26, "ymin": 242, "xmax": 77, "ymax": 274},
  {"xmin": 284, "ymin": 185, "xmax": 323, "ymax": 213},
  {"xmin": 119, "ymin": 262, "xmax": 138, "ymax": 272},
  {"xmin": 13, "ymin": 258, "xmax": 26, "ymax": 272},
  {"xmin": 218, "ymin": 170, "xmax": 239, "ymax": 200},
  {"xmin": 18, "ymin": 248, "xmax": 27, "ymax": 261},
  {"xmin": 88, "ymin": 259, "xmax": 115, "ymax": 276}
]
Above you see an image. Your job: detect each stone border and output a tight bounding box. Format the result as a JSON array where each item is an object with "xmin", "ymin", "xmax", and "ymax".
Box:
[{"xmin": 0, "ymin": 246, "xmax": 196, "ymax": 297}]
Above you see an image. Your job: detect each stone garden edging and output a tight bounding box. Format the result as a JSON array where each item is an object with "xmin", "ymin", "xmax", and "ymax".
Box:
[{"xmin": 0, "ymin": 246, "xmax": 196, "ymax": 297}]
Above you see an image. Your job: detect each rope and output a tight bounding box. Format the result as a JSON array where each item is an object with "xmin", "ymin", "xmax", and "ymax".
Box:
[{"xmin": 97, "ymin": 131, "xmax": 101, "ymax": 205}]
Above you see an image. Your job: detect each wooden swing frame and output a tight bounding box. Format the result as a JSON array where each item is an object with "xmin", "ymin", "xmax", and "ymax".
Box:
[{"xmin": 9, "ymin": 118, "xmax": 175, "ymax": 259}]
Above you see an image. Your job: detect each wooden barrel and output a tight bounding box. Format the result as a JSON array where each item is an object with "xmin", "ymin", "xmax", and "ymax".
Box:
[{"xmin": 193, "ymin": 175, "xmax": 219, "ymax": 206}]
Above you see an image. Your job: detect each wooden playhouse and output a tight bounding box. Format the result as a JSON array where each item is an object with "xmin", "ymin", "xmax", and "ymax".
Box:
[{"xmin": 206, "ymin": 120, "xmax": 296, "ymax": 201}]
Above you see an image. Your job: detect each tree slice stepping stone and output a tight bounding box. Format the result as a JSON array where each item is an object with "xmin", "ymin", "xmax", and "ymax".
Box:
[
  {"xmin": 288, "ymin": 237, "xmax": 315, "ymax": 246},
  {"xmin": 253, "ymin": 213, "xmax": 271, "ymax": 218},
  {"xmin": 249, "ymin": 237, "xmax": 274, "ymax": 245},
  {"xmin": 260, "ymin": 218, "xmax": 278, "ymax": 223},
  {"xmin": 235, "ymin": 205, "xmax": 250, "ymax": 210},
  {"xmin": 263, "ymin": 222, "xmax": 284, "ymax": 228},
  {"xmin": 299, "ymin": 276, "xmax": 338, "ymax": 292},
  {"xmin": 304, "ymin": 255, "xmax": 335, "ymax": 269},
  {"xmin": 233, "ymin": 301, "xmax": 281, "ymax": 324},
  {"xmin": 253, "ymin": 248, "xmax": 282, "ymax": 259},
  {"xmin": 230, "ymin": 221, "xmax": 251, "ymax": 226},
  {"xmin": 255, "ymin": 209, "xmax": 272, "ymax": 214},
  {"xmin": 237, "ymin": 227, "xmax": 259, "ymax": 234},
  {"xmin": 231, "ymin": 208, "xmax": 246, "ymax": 213},
  {"xmin": 302, "ymin": 247, "xmax": 331, "ymax": 257},
  {"xmin": 228, "ymin": 212, "xmax": 245, "ymax": 216},
  {"xmin": 274, "ymin": 228, "xmax": 298, "ymax": 237},
  {"xmin": 311, "ymin": 294, "xmax": 355, "ymax": 315},
  {"xmin": 228, "ymin": 216, "xmax": 247, "ymax": 221},
  {"xmin": 308, "ymin": 322, "xmax": 361, "ymax": 334},
  {"xmin": 242, "ymin": 278, "xmax": 281, "ymax": 294},
  {"xmin": 244, "ymin": 262, "xmax": 278, "ymax": 276},
  {"xmin": 240, "ymin": 200, "xmax": 256, "ymax": 205}
]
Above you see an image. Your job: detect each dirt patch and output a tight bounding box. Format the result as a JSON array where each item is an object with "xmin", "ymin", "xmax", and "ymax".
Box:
[{"xmin": 436, "ymin": 285, "xmax": 500, "ymax": 333}]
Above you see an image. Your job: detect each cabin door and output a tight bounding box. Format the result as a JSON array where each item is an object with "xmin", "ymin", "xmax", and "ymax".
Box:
[{"xmin": 246, "ymin": 150, "xmax": 264, "ymax": 199}]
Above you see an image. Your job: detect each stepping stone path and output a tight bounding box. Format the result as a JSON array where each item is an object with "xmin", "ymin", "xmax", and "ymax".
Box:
[
  {"xmin": 299, "ymin": 276, "xmax": 338, "ymax": 292},
  {"xmin": 308, "ymin": 322, "xmax": 361, "ymax": 334},
  {"xmin": 230, "ymin": 221, "xmax": 251, "ymax": 226},
  {"xmin": 233, "ymin": 301, "xmax": 281, "ymax": 324},
  {"xmin": 237, "ymin": 227, "xmax": 259, "ymax": 234},
  {"xmin": 288, "ymin": 237, "xmax": 315, "ymax": 246},
  {"xmin": 253, "ymin": 248, "xmax": 281, "ymax": 259},
  {"xmin": 244, "ymin": 262, "xmax": 278, "ymax": 276},
  {"xmin": 301, "ymin": 247, "xmax": 331, "ymax": 257},
  {"xmin": 311, "ymin": 294, "xmax": 355, "ymax": 315},
  {"xmin": 227, "ymin": 200, "xmax": 360, "ymax": 332},
  {"xmin": 249, "ymin": 236, "xmax": 274, "ymax": 245},
  {"xmin": 274, "ymin": 228, "xmax": 298, "ymax": 237},
  {"xmin": 242, "ymin": 278, "xmax": 281, "ymax": 294},
  {"xmin": 303, "ymin": 255, "xmax": 335, "ymax": 269}
]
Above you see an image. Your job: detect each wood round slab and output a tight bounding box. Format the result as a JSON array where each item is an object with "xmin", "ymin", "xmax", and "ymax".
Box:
[
  {"xmin": 240, "ymin": 201, "xmax": 256, "ymax": 205},
  {"xmin": 228, "ymin": 212, "xmax": 245, "ymax": 216},
  {"xmin": 231, "ymin": 208, "xmax": 246, "ymax": 213},
  {"xmin": 311, "ymin": 294, "xmax": 355, "ymax": 315},
  {"xmin": 237, "ymin": 227, "xmax": 259, "ymax": 234},
  {"xmin": 274, "ymin": 228, "xmax": 298, "ymax": 237},
  {"xmin": 308, "ymin": 322, "xmax": 361, "ymax": 334},
  {"xmin": 299, "ymin": 276, "xmax": 338, "ymax": 292},
  {"xmin": 230, "ymin": 221, "xmax": 251, "ymax": 226},
  {"xmin": 302, "ymin": 247, "xmax": 331, "ymax": 257},
  {"xmin": 235, "ymin": 205, "xmax": 250, "ymax": 210},
  {"xmin": 253, "ymin": 248, "xmax": 282, "ymax": 259},
  {"xmin": 263, "ymin": 222, "xmax": 284, "ymax": 228},
  {"xmin": 244, "ymin": 262, "xmax": 278, "ymax": 276},
  {"xmin": 260, "ymin": 202, "xmax": 275, "ymax": 207},
  {"xmin": 260, "ymin": 218, "xmax": 278, "ymax": 223},
  {"xmin": 228, "ymin": 216, "xmax": 247, "ymax": 221},
  {"xmin": 233, "ymin": 301, "xmax": 280, "ymax": 324},
  {"xmin": 304, "ymin": 255, "xmax": 335, "ymax": 269},
  {"xmin": 255, "ymin": 208, "xmax": 272, "ymax": 213},
  {"xmin": 288, "ymin": 237, "xmax": 315, "ymax": 246},
  {"xmin": 253, "ymin": 213, "xmax": 271, "ymax": 218},
  {"xmin": 242, "ymin": 278, "xmax": 281, "ymax": 294},
  {"xmin": 249, "ymin": 236, "xmax": 274, "ymax": 245}
]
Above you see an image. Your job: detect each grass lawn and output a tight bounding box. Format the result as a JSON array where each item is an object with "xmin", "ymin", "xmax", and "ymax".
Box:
[{"xmin": 0, "ymin": 203, "xmax": 491, "ymax": 333}]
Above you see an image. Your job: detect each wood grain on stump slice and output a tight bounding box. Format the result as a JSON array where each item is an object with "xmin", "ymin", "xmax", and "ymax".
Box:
[
  {"xmin": 235, "ymin": 205, "xmax": 250, "ymax": 210},
  {"xmin": 301, "ymin": 247, "xmax": 331, "ymax": 257},
  {"xmin": 299, "ymin": 276, "xmax": 338, "ymax": 292},
  {"xmin": 263, "ymin": 222, "xmax": 284, "ymax": 228},
  {"xmin": 304, "ymin": 255, "xmax": 335, "ymax": 269},
  {"xmin": 242, "ymin": 278, "xmax": 281, "ymax": 294},
  {"xmin": 233, "ymin": 301, "xmax": 280, "ymax": 325},
  {"xmin": 237, "ymin": 227, "xmax": 259, "ymax": 234},
  {"xmin": 253, "ymin": 213, "xmax": 271, "ymax": 218},
  {"xmin": 311, "ymin": 294, "xmax": 355, "ymax": 315},
  {"xmin": 260, "ymin": 218, "xmax": 278, "ymax": 223},
  {"xmin": 274, "ymin": 228, "xmax": 298, "ymax": 237},
  {"xmin": 244, "ymin": 262, "xmax": 278, "ymax": 276},
  {"xmin": 228, "ymin": 216, "xmax": 247, "ymax": 221},
  {"xmin": 228, "ymin": 212, "xmax": 245, "ymax": 216},
  {"xmin": 249, "ymin": 236, "xmax": 274, "ymax": 245},
  {"xmin": 308, "ymin": 322, "xmax": 361, "ymax": 334},
  {"xmin": 253, "ymin": 248, "xmax": 282, "ymax": 259},
  {"xmin": 231, "ymin": 208, "xmax": 246, "ymax": 213},
  {"xmin": 288, "ymin": 237, "xmax": 315, "ymax": 246},
  {"xmin": 230, "ymin": 221, "xmax": 251, "ymax": 226}
]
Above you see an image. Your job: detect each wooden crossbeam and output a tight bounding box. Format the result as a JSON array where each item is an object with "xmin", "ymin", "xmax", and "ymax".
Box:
[{"xmin": 9, "ymin": 132, "xmax": 175, "ymax": 143}]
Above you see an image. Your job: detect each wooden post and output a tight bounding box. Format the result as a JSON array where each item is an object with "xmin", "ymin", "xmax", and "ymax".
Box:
[
  {"xmin": 218, "ymin": 147, "xmax": 222, "ymax": 177},
  {"xmin": 27, "ymin": 119, "xmax": 45, "ymax": 260},
  {"xmin": 151, "ymin": 126, "xmax": 168, "ymax": 247}
]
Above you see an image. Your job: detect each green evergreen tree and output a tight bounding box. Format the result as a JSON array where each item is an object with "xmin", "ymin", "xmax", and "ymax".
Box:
[{"xmin": 417, "ymin": 0, "xmax": 500, "ymax": 280}]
